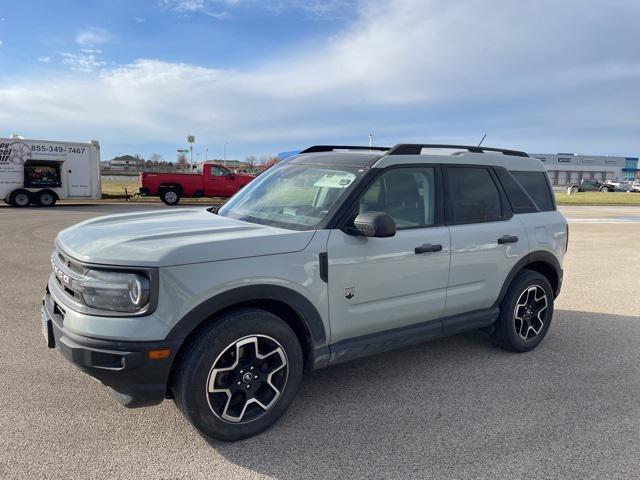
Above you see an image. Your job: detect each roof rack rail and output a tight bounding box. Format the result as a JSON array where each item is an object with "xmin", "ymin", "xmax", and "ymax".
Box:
[
  {"xmin": 300, "ymin": 145, "xmax": 390, "ymax": 154},
  {"xmin": 386, "ymin": 144, "xmax": 529, "ymax": 157}
]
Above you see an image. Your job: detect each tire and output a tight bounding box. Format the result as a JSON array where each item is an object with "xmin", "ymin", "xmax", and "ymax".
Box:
[
  {"xmin": 570, "ymin": 185, "xmax": 579, "ymax": 194},
  {"xmin": 173, "ymin": 308, "xmax": 303, "ymax": 441},
  {"xmin": 491, "ymin": 270, "xmax": 554, "ymax": 353},
  {"xmin": 9, "ymin": 189, "xmax": 32, "ymax": 207},
  {"xmin": 600, "ymin": 187, "xmax": 611, "ymax": 192},
  {"xmin": 159, "ymin": 188, "xmax": 181, "ymax": 205},
  {"xmin": 36, "ymin": 190, "xmax": 57, "ymax": 207}
]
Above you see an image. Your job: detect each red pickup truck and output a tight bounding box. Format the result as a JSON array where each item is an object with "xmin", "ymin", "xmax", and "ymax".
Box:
[{"xmin": 139, "ymin": 163, "xmax": 254, "ymax": 205}]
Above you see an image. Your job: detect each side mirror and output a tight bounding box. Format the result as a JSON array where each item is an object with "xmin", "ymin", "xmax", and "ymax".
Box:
[
  {"xmin": 350, "ymin": 211, "xmax": 396, "ymax": 237},
  {"xmin": 228, "ymin": 173, "xmax": 236, "ymax": 180}
]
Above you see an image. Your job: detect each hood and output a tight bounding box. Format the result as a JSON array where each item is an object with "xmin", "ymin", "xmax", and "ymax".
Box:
[{"xmin": 56, "ymin": 207, "xmax": 315, "ymax": 267}]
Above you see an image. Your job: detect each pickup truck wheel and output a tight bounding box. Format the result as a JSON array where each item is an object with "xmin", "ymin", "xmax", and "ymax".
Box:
[
  {"xmin": 9, "ymin": 189, "xmax": 32, "ymax": 207},
  {"xmin": 600, "ymin": 186, "xmax": 611, "ymax": 192},
  {"xmin": 159, "ymin": 188, "xmax": 181, "ymax": 205},
  {"xmin": 173, "ymin": 308, "xmax": 303, "ymax": 441},
  {"xmin": 570, "ymin": 185, "xmax": 579, "ymax": 194},
  {"xmin": 491, "ymin": 270, "xmax": 554, "ymax": 353}
]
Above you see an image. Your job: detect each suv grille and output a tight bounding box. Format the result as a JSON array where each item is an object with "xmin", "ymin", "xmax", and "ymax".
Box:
[{"xmin": 50, "ymin": 249, "xmax": 86, "ymax": 305}]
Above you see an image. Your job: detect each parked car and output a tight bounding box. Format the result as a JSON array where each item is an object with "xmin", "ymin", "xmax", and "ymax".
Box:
[
  {"xmin": 627, "ymin": 180, "xmax": 640, "ymax": 192},
  {"xmin": 42, "ymin": 143, "xmax": 567, "ymax": 441},
  {"xmin": 569, "ymin": 178, "xmax": 618, "ymax": 193},
  {"xmin": 139, "ymin": 163, "xmax": 254, "ymax": 205},
  {"xmin": 605, "ymin": 180, "xmax": 631, "ymax": 191}
]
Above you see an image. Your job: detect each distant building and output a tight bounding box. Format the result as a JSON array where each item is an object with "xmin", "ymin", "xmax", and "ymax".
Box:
[
  {"xmin": 532, "ymin": 153, "xmax": 639, "ymax": 186},
  {"xmin": 107, "ymin": 155, "xmax": 145, "ymax": 172}
]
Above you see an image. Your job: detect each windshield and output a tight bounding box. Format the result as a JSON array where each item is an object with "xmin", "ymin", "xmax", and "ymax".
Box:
[{"xmin": 218, "ymin": 164, "xmax": 364, "ymax": 229}]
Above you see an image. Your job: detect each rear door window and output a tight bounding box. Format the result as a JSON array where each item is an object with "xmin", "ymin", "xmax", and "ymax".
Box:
[
  {"xmin": 511, "ymin": 171, "xmax": 555, "ymax": 211},
  {"xmin": 445, "ymin": 167, "xmax": 502, "ymax": 224}
]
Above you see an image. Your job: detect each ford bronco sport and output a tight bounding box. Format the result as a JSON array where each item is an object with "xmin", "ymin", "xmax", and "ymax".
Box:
[{"xmin": 42, "ymin": 144, "xmax": 567, "ymax": 441}]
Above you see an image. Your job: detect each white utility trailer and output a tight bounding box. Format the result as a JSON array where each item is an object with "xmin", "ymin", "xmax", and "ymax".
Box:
[{"xmin": 0, "ymin": 136, "xmax": 101, "ymax": 207}]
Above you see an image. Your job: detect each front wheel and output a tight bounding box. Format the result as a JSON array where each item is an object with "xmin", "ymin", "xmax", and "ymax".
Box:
[
  {"xmin": 491, "ymin": 270, "xmax": 554, "ymax": 352},
  {"xmin": 159, "ymin": 188, "xmax": 181, "ymax": 205},
  {"xmin": 570, "ymin": 185, "xmax": 579, "ymax": 194},
  {"xmin": 600, "ymin": 186, "xmax": 611, "ymax": 192},
  {"xmin": 173, "ymin": 308, "xmax": 303, "ymax": 441}
]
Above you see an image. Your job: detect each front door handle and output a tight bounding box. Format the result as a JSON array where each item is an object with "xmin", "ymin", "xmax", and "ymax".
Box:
[
  {"xmin": 415, "ymin": 243, "xmax": 443, "ymax": 254},
  {"xmin": 498, "ymin": 235, "xmax": 519, "ymax": 244}
]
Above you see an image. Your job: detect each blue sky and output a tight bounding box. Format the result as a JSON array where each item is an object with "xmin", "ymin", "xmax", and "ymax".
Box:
[{"xmin": 0, "ymin": 0, "xmax": 639, "ymax": 162}]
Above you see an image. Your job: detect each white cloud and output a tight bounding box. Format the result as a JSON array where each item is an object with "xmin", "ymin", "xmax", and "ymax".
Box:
[
  {"xmin": 76, "ymin": 27, "xmax": 112, "ymax": 47},
  {"xmin": 61, "ymin": 51, "xmax": 107, "ymax": 72},
  {"xmin": 37, "ymin": 56, "xmax": 52, "ymax": 63},
  {"xmin": 160, "ymin": 0, "xmax": 232, "ymax": 19},
  {"xmin": 160, "ymin": 0, "xmax": 357, "ymax": 18},
  {"xmin": 2, "ymin": 0, "xmax": 640, "ymax": 157}
]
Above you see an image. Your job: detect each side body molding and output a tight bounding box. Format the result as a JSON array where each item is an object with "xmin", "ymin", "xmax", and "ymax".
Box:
[{"xmin": 166, "ymin": 284, "xmax": 330, "ymax": 369}]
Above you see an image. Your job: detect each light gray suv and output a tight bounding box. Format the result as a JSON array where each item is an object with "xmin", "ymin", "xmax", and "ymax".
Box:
[{"xmin": 42, "ymin": 144, "xmax": 568, "ymax": 441}]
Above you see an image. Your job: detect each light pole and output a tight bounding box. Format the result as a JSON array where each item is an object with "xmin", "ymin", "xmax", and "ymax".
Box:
[
  {"xmin": 369, "ymin": 133, "xmax": 373, "ymax": 147},
  {"xmin": 205, "ymin": 148, "xmax": 208, "ymax": 162},
  {"xmin": 224, "ymin": 142, "xmax": 228, "ymax": 167}
]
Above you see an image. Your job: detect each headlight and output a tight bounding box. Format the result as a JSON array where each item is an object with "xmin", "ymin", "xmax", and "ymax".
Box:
[{"xmin": 76, "ymin": 269, "xmax": 151, "ymax": 313}]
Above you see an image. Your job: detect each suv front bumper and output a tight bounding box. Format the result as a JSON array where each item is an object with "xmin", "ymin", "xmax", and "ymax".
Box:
[{"xmin": 41, "ymin": 288, "xmax": 181, "ymax": 408}]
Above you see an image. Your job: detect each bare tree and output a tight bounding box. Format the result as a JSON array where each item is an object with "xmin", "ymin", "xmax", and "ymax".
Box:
[
  {"xmin": 263, "ymin": 156, "xmax": 280, "ymax": 169},
  {"xmin": 177, "ymin": 154, "xmax": 187, "ymax": 171},
  {"xmin": 148, "ymin": 153, "xmax": 163, "ymax": 172},
  {"xmin": 245, "ymin": 155, "xmax": 258, "ymax": 168}
]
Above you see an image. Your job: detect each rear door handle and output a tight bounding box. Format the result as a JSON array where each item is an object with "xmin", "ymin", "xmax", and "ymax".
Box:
[
  {"xmin": 498, "ymin": 235, "xmax": 519, "ymax": 244},
  {"xmin": 415, "ymin": 243, "xmax": 443, "ymax": 254}
]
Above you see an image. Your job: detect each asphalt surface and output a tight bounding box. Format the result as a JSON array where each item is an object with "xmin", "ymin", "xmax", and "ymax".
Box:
[{"xmin": 1, "ymin": 203, "xmax": 639, "ymax": 480}]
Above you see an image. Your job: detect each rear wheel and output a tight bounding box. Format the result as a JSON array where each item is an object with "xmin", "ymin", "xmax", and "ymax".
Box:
[
  {"xmin": 9, "ymin": 189, "xmax": 31, "ymax": 207},
  {"xmin": 570, "ymin": 185, "xmax": 579, "ymax": 194},
  {"xmin": 491, "ymin": 270, "xmax": 554, "ymax": 352},
  {"xmin": 173, "ymin": 308, "xmax": 303, "ymax": 441},
  {"xmin": 36, "ymin": 190, "xmax": 57, "ymax": 207},
  {"xmin": 600, "ymin": 186, "xmax": 611, "ymax": 192},
  {"xmin": 159, "ymin": 188, "xmax": 181, "ymax": 205}
]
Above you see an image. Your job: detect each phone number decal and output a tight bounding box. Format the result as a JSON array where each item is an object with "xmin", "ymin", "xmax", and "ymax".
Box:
[{"xmin": 31, "ymin": 145, "xmax": 86, "ymax": 154}]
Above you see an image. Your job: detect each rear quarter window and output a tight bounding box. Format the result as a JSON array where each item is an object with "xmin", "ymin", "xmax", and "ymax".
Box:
[
  {"xmin": 494, "ymin": 168, "xmax": 537, "ymax": 214},
  {"xmin": 511, "ymin": 171, "xmax": 555, "ymax": 212}
]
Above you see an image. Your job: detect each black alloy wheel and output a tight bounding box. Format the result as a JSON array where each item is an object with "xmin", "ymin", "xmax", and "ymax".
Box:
[{"xmin": 491, "ymin": 270, "xmax": 554, "ymax": 352}]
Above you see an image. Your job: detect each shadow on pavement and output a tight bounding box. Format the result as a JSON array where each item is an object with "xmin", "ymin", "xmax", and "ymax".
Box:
[{"xmin": 211, "ymin": 309, "xmax": 640, "ymax": 479}]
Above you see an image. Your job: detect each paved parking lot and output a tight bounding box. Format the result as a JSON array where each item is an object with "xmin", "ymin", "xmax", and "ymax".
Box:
[{"xmin": 1, "ymin": 203, "xmax": 639, "ymax": 479}]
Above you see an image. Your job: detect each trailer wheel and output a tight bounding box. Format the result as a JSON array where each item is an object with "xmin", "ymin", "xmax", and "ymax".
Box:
[
  {"xmin": 9, "ymin": 189, "xmax": 32, "ymax": 208},
  {"xmin": 36, "ymin": 190, "xmax": 57, "ymax": 207},
  {"xmin": 160, "ymin": 187, "xmax": 181, "ymax": 206}
]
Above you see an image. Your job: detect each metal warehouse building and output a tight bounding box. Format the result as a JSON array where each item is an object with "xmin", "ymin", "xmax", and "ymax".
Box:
[{"xmin": 532, "ymin": 153, "xmax": 639, "ymax": 186}]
